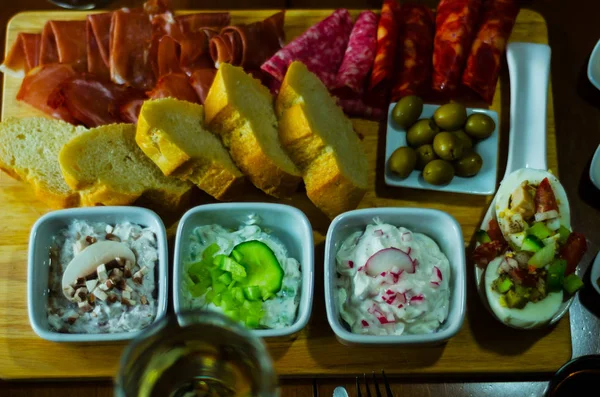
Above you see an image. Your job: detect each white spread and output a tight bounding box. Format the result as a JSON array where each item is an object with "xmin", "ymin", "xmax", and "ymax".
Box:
[
  {"xmin": 183, "ymin": 215, "xmax": 301, "ymax": 329},
  {"xmin": 335, "ymin": 221, "xmax": 451, "ymax": 335},
  {"xmin": 47, "ymin": 220, "xmax": 158, "ymax": 333}
]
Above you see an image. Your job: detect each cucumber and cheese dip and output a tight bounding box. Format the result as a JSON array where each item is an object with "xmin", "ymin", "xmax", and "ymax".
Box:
[
  {"xmin": 182, "ymin": 216, "xmax": 301, "ymax": 329},
  {"xmin": 335, "ymin": 220, "xmax": 451, "ymax": 336}
]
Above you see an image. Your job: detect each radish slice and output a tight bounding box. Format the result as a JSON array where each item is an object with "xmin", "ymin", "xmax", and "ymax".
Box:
[
  {"xmin": 401, "ymin": 232, "xmax": 412, "ymax": 242},
  {"xmin": 365, "ymin": 248, "xmax": 414, "ymax": 277},
  {"xmin": 431, "ymin": 266, "xmax": 443, "ymax": 285}
]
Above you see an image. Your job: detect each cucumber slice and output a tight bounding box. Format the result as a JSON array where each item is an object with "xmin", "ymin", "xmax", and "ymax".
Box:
[
  {"xmin": 546, "ymin": 259, "xmax": 567, "ymax": 292},
  {"xmin": 527, "ymin": 222, "xmax": 552, "ymax": 240},
  {"xmin": 558, "ymin": 226, "xmax": 570, "ymax": 244},
  {"xmin": 231, "ymin": 240, "xmax": 284, "ymax": 296},
  {"xmin": 243, "ymin": 286, "xmax": 261, "ymax": 301},
  {"xmin": 563, "ymin": 274, "xmax": 584, "ymax": 294},
  {"xmin": 522, "ymin": 235, "xmax": 544, "ymax": 253},
  {"xmin": 527, "ymin": 243, "xmax": 556, "ymax": 268},
  {"xmin": 475, "ymin": 230, "xmax": 491, "ymax": 244}
]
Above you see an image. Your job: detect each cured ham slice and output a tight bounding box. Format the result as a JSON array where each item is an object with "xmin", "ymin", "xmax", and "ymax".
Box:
[
  {"xmin": 189, "ymin": 68, "xmax": 217, "ymax": 104},
  {"xmin": 109, "ymin": 8, "xmax": 155, "ymax": 90},
  {"xmin": 0, "ymin": 33, "xmax": 41, "ymax": 77},
  {"xmin": 369, "ymin": 0, "xmax": 401, "ymax": 92},
  {"xmin": 177, "ymin": 13, "xmax": 231, "ymax": 31},
  {"xmin": 40, "ymin": 20, "xmax": 87, "ymax": 71},
  {"xmin": 462, "ymin": 0, "xmax": 520, "ymax": 103},
  {"xmin": 210, "ymin": 11, "xmax": 285, "ymax": 70},
  {"xmin": 17, "ymin": 64, "xmax": 76, "ymax": 123},
  {"xmin": 261, "ymin": 9, "xmax": 353, "ymax": 89},
  {"xmin": 432, "ymin": 0, "xmax": 482, "ymax": 92},
  {"xmin": 333, "ymin": 11, "xmax": 378, "ymax": 95},
  {"xmin": 120, "ymin": 98, "xmax": 145, "ymax": 124},
  {"xmin": 87, "ymin": 12, "xmax": 112, "ymax": 78},
  {"xmin": 391, "ymin": 4, "xmax": 435, "ymax": 100},
  {"xmin": 147, "ymin": 73, "xmax": 199, "ymax": 103},
  {"xmin": 49, "ymin": 75, "xmax": 146, "ymax": 127}
]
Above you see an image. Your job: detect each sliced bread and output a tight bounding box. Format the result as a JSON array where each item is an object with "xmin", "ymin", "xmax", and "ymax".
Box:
[
  {"xmin": 0, "ymin": 117, "xmax": 83, "ymax": 208},
  {"xmin": 136, "ymin": 97, "xmax": 245, "ymax": 200},
  {"xmin": 59, "ymin": 123, "xmax": 193, "ymax": 210},
  {"xmin": 203, "ymin": 63, "xmax": 302, "ymax": 198},
  {"xmin": 276, "ymin": 61, "xmax": 369, "ymax": 219}
]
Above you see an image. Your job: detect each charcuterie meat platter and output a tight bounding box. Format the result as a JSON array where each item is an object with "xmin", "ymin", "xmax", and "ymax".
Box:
[{"xmin": 0, "ymin": 6, "xmax": 571, "ymax": 380}]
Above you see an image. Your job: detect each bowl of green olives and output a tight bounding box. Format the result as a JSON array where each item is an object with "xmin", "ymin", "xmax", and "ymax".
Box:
[{"xmin": 385, "ymin": 98, "xmax": 499, "ymax": 195}]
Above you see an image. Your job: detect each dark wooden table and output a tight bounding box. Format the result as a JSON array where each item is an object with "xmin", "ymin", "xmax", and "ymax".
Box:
[{"xmin": 1, "ymin": 0, "xmax": 599, "ymax": 395}]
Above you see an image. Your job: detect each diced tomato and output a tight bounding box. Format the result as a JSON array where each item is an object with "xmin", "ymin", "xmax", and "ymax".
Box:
[
  {"xmin": 487, "ymin": 219, "xmax": 505, "ymax": 243},
  {"xmin": 534, "ymin": 178, "xmax": 559, "ymax": 213},
  {"xmin": 472, "ymin": 240, "xmax": 505, "ymax": 269},
  {"xmin": 508, "ymin": 268, "xmax": 537, "ymax": 287},
  {"xmin": 559, "ymin": 232, "xmax": 588, "ymax": 274}
]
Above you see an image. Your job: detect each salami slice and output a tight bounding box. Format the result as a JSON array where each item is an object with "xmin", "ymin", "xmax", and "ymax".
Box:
[
  {"xmin": 333, "ymin": 11, "xmax": 378, "ymax": 95},
  {"xmin": 0, "ymin": 33, "xmax": 41, "ymax": 77},
  {"xmin": 391, "ymin": 4, "xmax": 435, "ymax": 101},
  {"xmin": 432, "ymin": 0, "xmax": 482, "ymax": 92},
  {"xmin": 40, "ymin": 20, "xmax": 88, "ymax": 71},
  {"xmin": 368, "ymin": 0, "xmax": 401, "ymax": 91},
  {"xmin": 261, "ymin": 9, "xmax": 353, "ymax": 89},
  {"xmin": 462, "ymin": 0, "xmax": 519, "ymax": 103}
]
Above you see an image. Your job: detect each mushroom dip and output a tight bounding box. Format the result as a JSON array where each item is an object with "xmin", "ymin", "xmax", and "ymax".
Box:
[{"xmin": 47, "ymin": 220, "xmax": 158, "ymax": 333}]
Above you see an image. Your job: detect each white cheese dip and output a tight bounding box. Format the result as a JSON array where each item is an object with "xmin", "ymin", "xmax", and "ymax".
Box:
[
  {"xmin": 47, "ymin": 220, "xmax": 158, "ymax": 333},
  {"xmin": 183, "ymin": 216, "xmax": 301, "ymax": 329},
  {"xmin": 335, "ymin": 221, "xmax": 451, "ymax": 335}
]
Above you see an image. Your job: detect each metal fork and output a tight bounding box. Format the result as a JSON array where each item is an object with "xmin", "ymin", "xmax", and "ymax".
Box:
[{"xmin": 355, "ymin": 370, "xmax": 394, "ymax": 397}]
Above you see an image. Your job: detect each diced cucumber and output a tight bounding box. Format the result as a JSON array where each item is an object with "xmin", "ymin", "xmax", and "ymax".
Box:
[
  {"xmin": 202, "ymin": 243, "xmax": 221, "ymax": 262},
  {"xmin": 212, "ymin": 281, "xmax": 227, "ymax": 294},
  {"xmin": 212, "ymin": 254, "xmax": 228, "ymax": 268},
  {"xmin": 212, "ymin": 292, "xmax": 222, "ymax": 306},
  {"xmin": 475, "ymin": 230, "xmax": 491, "ymax": 244},
  {"xmin": 496, "ymin": 277, "xmax": 513, "ymax": 293},
  {"xmin": 546, "ymin": 259, "xmax": 567, "ymax": 292},
  {"xmin": 527, "ymin": 222, "xmax": 552, "ymax": 240},
  {"xmin": 527, "ymin": 243, "xmax": 556, "ymax": 268},
  {"xmin": 243, "ymin": 286, "xmax": 261, "ymax": 301},
  {"xmin": 231, "ymin": 287, "xmax": 245, "ymax": 304},
  {"xmin": 522, "ymin": 235, "xmax": 545, "ymax": 253},
  {"xmin": 209, "ymin": 267, "xmax": 225, "ymax": 287},
  {"xmin": 218, "ymin": 257, "xmax": 247, "ymax": 281},
  {"xmin": 217, "ymin": 272, "xmax": 233, "ymax": 286},
  {"xmin": 542, "ymin": 235, "xmax": 559, "ymax": 249},
  {"xmin": 189, "ymin": 282, "xmax": 209, "ymax": 297},
  {"xmin": 220, "ymin": 291, "xmax": 237, "ymax": 310},
  {"xmin": 224, "ymin": 309, "xmax": 240, "ymax": 322},
  {"xmin": 232, "ymin": 240, "xmax": 284, "ymax": 296},
  {"xmin": 546, "ymin": 217, "xmax": 561, "ymax": 231},
  {"xmin": 509, "ymin": 232, "xmax": 526, "ymax": 249},
  {"xmin": 260, "ymin": 287, "xmax": 275, "ymax": 301},
  {"xmin": 563, "ymin": 274, "xmax": 584, "ymax": 294},
  {"xmin": 188, "ymin": 260, "xmax": 208, "ymax": 277},
  {"xmin": 231, "ymin": 249, "xmax": 243, "ymax": 262},
  {"xmin": 558, "ymin": 226, "xmax": 571, "ymax": 244},
  {"xmin": 245, "ymin": 315, "xmax": 260, "ymax": 328}
]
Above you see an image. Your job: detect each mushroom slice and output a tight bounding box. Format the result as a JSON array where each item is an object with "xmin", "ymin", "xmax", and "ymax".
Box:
[{"xmin": 62, "ymin": 241, "xmax": 136, "ymax": 300}]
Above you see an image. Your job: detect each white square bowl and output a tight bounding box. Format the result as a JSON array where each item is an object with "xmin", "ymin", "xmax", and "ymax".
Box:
[
  {"xmin": 385, "ymin": 103, "xmax": 499, "ymax": 195},
  {"xmin": 587, "ymin": 38, "xmax": 600, "ymax": 91},
  {"xmin": 173, "ymin": 203, "xmax": 314, "ymax": 338},
  {"xmin": 28, "ymin": 207, "xmax": 169, "ymax": 343},
  {"xmin": 324, "ymin": 208, "xmax": 466, "ymax": 345}
]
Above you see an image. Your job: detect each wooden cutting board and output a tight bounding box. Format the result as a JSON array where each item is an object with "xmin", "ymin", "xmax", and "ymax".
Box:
[{"xmin": 0, "ymin": 9, "xmax": 569, "ymax": 380}]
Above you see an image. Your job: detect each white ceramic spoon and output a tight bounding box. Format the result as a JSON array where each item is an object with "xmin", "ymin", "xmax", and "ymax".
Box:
[{"xmin": 473, "ymin": 42, "xmax": 574, "ymax": 328}]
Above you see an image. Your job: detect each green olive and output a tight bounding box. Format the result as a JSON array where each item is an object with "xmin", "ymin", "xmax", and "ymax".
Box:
[
  {"xmin": 433, "ymin": 103, "xmax": 467, "ymax": 131},
  {"xmin": 454, "ymin": 151, "xmax": 483, "ymax": 177},
  {"xmin": 407, "ymin": 119, "xmax": 440, "ymax": 148},
  {"xmin": 465, "ymin": 113, "xmax": 496, "ymax": 139},
  {"xmin": 451, "ymin": 129, "xmax": 473, "ymax": 150},
  {"xmin": 388, "ymin": 147, "xmax": 417, "ymax": 179},
  {"xmin": 423, "ymin": 159, "xmax": 455, "ymax": 185},
  {"xmin": 392, "ymin": 96, "xmax": 424, "ymax": 129},
  {"xmin": 433, "ymin": 132, "xmax": 464, "ymax": 161},
  {"xmin": 415, "ymin": 144, "xmax": 438, "ymax": 170}
]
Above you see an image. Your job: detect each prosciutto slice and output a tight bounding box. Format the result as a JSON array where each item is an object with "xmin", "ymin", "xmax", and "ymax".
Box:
[
  {"xmin": 17, "ymin": 64, "xmax": 76, "ymax": 123},
  {"xmin": 189, "ymin": 68, "xmax": 217, "ymax": 104},
  {"xmin": 39, "ymin": 20, "xmax": 87, "ymax": 71},
  {"xmin": 109, "ymin": 8, "xmax": 155, "ymax": 90},
  {"xmin": 49, "ymin": 74, "xmax": 145, "ymax": 127},
  {"xmin": 210, "ymin": 11, "xmax": 285, "ymax": 70},
  {"xmin": 261, "ymin": 9, "xmax": 353, "ymax": 89},
  {"xmin": 147, "ymin": 73, "xmax": 199, "ymax": 103},
  {"xmin": 87, "ymin": 12, "xmax": 112, "ymax": 78},
  {"xmin": 0, "ymin": 33, "xmax": 41, "ymax": 77}
]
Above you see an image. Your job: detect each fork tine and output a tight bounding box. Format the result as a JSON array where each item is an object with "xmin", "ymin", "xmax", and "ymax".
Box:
[
  {"xmin": 356, "ymin": 376, "xmax": 362, "ymax": 397},
  {"xmin": 371, "ymin": 371, "xmax": 382, "ymax": 397},
  {"xmin": 364, "ymin": 373, "xmax": 372, "ymax": 397},
  {"xmin": 381, "ymin": 370, "xmax": 393, "ymax": 397}
]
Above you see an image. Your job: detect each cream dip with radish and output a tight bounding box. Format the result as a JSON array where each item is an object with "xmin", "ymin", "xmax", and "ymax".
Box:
[{"xmin": 335, "ymin": 221, "xmax": 451, "ymax": 335}]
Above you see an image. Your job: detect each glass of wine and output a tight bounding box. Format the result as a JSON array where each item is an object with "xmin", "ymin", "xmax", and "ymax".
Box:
[
  {"xmin": 115, "ymin": 311, "xmax": 278, "ymax": 397},
  {"xmin": 47, "ymin": 0, "xmax": 112, "ymax": 10}
]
